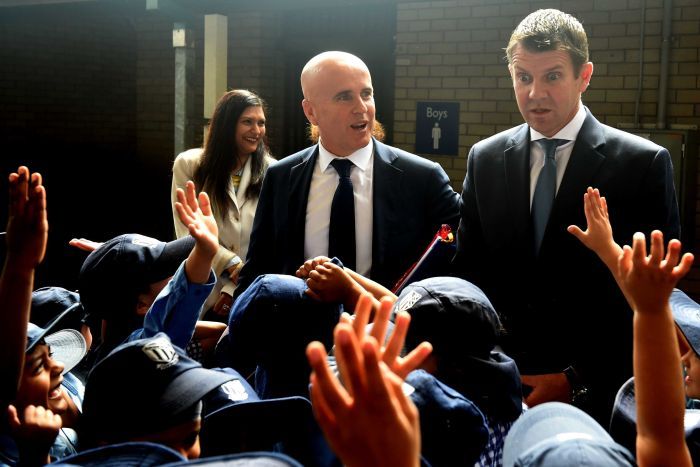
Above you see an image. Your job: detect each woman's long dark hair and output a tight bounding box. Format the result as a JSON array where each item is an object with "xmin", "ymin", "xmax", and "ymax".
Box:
[{"xmin": 193, "ymin": 89, "xmax": 272, "ymax": 219}]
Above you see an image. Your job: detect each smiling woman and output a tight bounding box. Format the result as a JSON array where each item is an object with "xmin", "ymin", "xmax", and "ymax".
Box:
[{"xmin": 171, "ymin": 90, "xmax": 276, "ymax": 319}]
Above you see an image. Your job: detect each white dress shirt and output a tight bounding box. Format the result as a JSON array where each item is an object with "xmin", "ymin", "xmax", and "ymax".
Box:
[
  {"xmin": 529, "ymin": 103, "xmax": 587, "ymax": 207},
  {"xmin": 304, "ymin": 139, "xmax": 374, "ymax": 276}
]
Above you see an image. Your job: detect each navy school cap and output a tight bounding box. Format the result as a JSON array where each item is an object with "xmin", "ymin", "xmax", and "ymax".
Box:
[
  {"xmin": 503, "ymin": 402, "xmax": 634, "ymax": 467},
  {"xmin": 670, "ymin": 288, "xmax": 700, "ymax": 357},
  {"xmin": 161, "ymin": 451, "xmax": 304, "ymax": 466},
  {"xmin": 406, "ymin": 369, "xmax": 488, "ymax": 466},
  {"xmin": 395, "ymin": 276, "xmax": 522, "ymax": 422},
  {"xmin": 81, "ymin": 333, "xmax": 234, "ymax": 445},
  {"xmin": 50, "ymin": 441, "xmax": 186, "ymax": 467},
  {"xmin": 610, "ymin": 376, "xmax": 700, "ymax": 460},
  {"xmin": 78, "ymin": 234, "xmax": 195, "ymax": 322},
  {"xmin": 200, "ymin": 367, "xmax": 313, "ymax": 456},
  {"xmin": 31, "ymin": 287, "xmax": 85, "ymax": 331}
]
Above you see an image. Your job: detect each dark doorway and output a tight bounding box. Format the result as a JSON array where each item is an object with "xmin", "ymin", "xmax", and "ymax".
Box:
[{"xmin": 278, "ymin": 3, "xmax": 396, "ymax": 157}]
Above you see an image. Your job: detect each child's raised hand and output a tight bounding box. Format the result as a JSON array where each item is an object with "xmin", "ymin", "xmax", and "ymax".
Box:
[
  {"xmin": 8, "ymin": 404, "xmax": 61, "ymax": 459},
  {"xmin": 567, "ymin": 187, "xmax": 621, "ymax": 263},
  {"xmin": 6, "ymin": 167, "xmax": 48, "ymax": 269},
  {"xmin": 175, "ymin": 181, "xmax": 218, "ymax": 257},
  {"xmin": 618, "ymin": 230, "xmax": 694, "ymax": 313}
]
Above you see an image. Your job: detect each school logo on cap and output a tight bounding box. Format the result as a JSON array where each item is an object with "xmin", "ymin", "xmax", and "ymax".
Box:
[
  {"xmin": 220, "ymin": 379, "xmax": 250, "ymax": 402},
  {"xmin": 131, "ymin": 234, "xmax": 160, "ymax": 249},
  {"xmin": 142, "ymin": 337, "xmax": 179, "ymax": 369},
  {"xmin": 397, "ymin": 290, "xmax": 422, "ymax": 313}
]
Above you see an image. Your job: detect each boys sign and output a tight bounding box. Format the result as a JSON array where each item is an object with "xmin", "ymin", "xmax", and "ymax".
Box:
[{"xmin": 415, "ymin": 101, "xmax": 460, "ymax": 156}]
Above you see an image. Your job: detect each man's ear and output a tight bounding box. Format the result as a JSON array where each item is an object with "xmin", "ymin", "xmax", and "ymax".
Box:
[
  {"xmin": 302, "ymin": 98, "xmax": 318, "ymax": 125},
  {"xmin": 579, "ymin": 62, "xmax": 594, "ymax": 92}
]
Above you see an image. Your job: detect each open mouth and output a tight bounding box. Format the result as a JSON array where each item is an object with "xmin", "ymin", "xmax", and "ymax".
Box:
[
  {"xmin": 48, "ymin": 379, "xmax": 64, "ymax": 400},
  {"xmin": 244, "ymin": 136, "xmax": 259, "ymax": 144},
  {"xmin": 351, "ymin": 122, "xmax": 369, "ymax": 131},
  {"xmin": 530, "ymin": 108, "xmax": 551, "ymax": 115}
]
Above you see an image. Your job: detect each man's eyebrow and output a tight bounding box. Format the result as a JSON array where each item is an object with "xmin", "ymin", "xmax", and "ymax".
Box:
[{"xmin": 333, "ymin": 90, "xmax": 352, "ymax": 99}]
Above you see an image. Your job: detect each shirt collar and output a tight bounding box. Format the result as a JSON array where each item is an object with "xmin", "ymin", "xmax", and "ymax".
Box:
[
  {"xmin": 530, "ymin": 102, "xmax": 586, "ymax": 143},
  {"xmin": 318, "ymin": 139, "xmax": 373, "ymax": 172}
]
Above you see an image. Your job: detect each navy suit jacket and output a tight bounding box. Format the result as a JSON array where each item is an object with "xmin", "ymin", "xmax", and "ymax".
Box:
[
  {"xmin": 454, "ymin": 109, "xmax": 680, "ymax": 421},
  {"xmin": 238, "ymin": 138, "xmax": 460, "ymax": 293}
]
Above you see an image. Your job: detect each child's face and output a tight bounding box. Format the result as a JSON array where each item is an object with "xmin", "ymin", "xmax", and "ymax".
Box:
[
  {"xmin": 136, "ymin": 418, "xmax": 202, "ymax": 459},
  {"xmin": 681, "ymin": 349, "xmax": 700, "ymax": 399},
  {"xmin": 15, "ymin": 343, "xmax": 67, "ymax": 415}
]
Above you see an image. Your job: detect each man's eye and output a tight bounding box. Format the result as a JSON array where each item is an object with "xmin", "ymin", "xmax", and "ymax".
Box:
[
  {"xmin": 518, "ymin": 74, "xmax": 532, "ymax": 84},
  {"xmin": 361, "ymin": 91, "xmax": 373, "ymax": 99},
  {"xmin": 547, "ymin": 72, "xmax": 561, "ymax": 81}
]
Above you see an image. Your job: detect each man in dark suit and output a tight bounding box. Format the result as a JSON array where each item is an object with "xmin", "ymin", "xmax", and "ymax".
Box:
[
  {"xmin": 453, "ymin": 9, "xmax": 680, "ymax": 424},
  {"xmin": 238, "ymin": 51, "xmax": 459, "ymax": 294}
]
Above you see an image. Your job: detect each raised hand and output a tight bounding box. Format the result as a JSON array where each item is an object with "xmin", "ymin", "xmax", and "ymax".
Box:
[
  {"xmin": 175, "ymin": 181, "xmax": 219, "ymax": 258},
  {"xmin": 8, "ymin": 404, "xmax": 61, "ymax": 465},
  {"xmin": 338, "ymin": 294, "xmax": 432, "ymax": 381},
  {"xmin": 306, "ymin": 326, "xmax": 421, "ymax": 467},
  {"xmin": 6, "ymin": 166, "xmax": 47, "ymax": 270},
  {"xmin": 567, "ymin": 187, "xmax": 622, "ymax": 265},
  {"xmin": 618, "ymin": 230, "xmax": 694, "ymax": 314}
]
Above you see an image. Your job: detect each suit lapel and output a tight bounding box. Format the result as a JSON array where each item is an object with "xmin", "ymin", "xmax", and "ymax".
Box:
[
  {"xmin": 288, "ymin": 146, "xmax": 318, "ymax": 265},
  {"xmin": 372, "ymin": 140, "xmax": 401, "ymax": 268},
  {"xmin": 504, "ymin": 125, "xmax": 532, "ymax": 245},
  {"xmin": 549, "ymin": 110, "xmax": 606, "ymax": 228}
]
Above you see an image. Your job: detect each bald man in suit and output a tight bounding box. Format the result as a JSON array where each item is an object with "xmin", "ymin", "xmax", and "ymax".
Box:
[{"xmin": 237, "ymin": 51, "xmax": 459, "ymax": 295}]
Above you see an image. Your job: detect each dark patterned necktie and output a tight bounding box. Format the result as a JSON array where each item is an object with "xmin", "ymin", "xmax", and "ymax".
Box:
[
  {"xmin": 532, "ymin": 139, "xmax": 567, "ymax": 255},
  {"xmin": 328, "ymin": 159, "xmax": 356, "ymax": 270}
]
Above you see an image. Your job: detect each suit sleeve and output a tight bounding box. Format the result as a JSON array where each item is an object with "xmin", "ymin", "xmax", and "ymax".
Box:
[
  {"xmin": 427, "ymin": 161, "xmax": 461, "ymax": 231},
  {"xmin": 640, "ymin": 147, "xmax": 681, "ymax": 240},
  {"xmin": 452, "ymin": 147, "xmax": 485, "ymax": 282}
]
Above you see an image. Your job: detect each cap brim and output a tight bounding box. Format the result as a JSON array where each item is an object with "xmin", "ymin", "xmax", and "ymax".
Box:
[
  {"xmin": 151, "ymin": 236, "xmax": 195, "ymax": 282},
  {"xmin": 45, "ymin": 329, "xmax": 87, "ymax": 375},
  {"xmin": 609, "ymin": 377, "xmax": 637, "ymax": 455},
  {"xmin": 671, "ymin": 288, "xmax": 700, "ymax": 356},
  {"xmin": 201, "ymin": 396, "xmax": 312, "ymax": 456},
  {"xmin": 503, "ymin": 402, "xmax": 613, "ymax": 467},
  {"xmin": 162, "ymin": 366, "xmax": 235, "ymax": 415},
  {"xmin": 27, "ymin": 302, "xmax": 84, "ymax": 354},
  {"xmin": 50, "ymin": 441, "xmax": 185, "ymax": 466}
]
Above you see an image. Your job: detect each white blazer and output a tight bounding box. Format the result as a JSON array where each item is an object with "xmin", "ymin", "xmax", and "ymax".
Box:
[{"xmin": 171, "ymin": 148, "xmax": 274, "ymax": 310}]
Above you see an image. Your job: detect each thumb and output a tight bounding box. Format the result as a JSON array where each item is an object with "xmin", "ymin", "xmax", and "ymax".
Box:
[
  {"xmin": 7, "ymin": 405, "xmax": 20, "ymax": 429},
  {"xmin": 567, "ymin": 224, "xmax": 585, "ymax": 241}
]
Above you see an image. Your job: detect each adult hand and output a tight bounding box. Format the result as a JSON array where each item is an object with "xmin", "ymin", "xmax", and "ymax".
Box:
[
  {"xmin": 521, "ymin": 372, "xmax": 571, "ymax": 407},
  {"xmin": 213, "ymin": 292, "xmax": 234, "ymax": 317},
  {"xmin": 296, "ymin": 256, "xmax": 331, "ymax": 279}
]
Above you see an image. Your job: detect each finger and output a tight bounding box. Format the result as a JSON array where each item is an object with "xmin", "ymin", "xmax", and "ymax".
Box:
[
  {"xmin": 352, "ymin": 294, "xmax": 372, "ymax": 339},
  {"xmin": 361, "ymin": 338, "xmax": 392, "ymax": 404},
  {"xmin": 674, "ymin": 253, "xmax": 695, "ymax": 279},
  {"xmin": 198, "ymin": 191, "xmax": 213, "ymax": 217},
  {"xmin": 566, "ymin": 224, "xmax": 585, "ymax": 241},
  {"xmin": 307, "ymin": 342, "xmax": 349, "ymax": 411},
  {"xmin": 600, "ymin": 196, "xmax": 609, "ymax": 216},
  {"xmin": 339, "ymin": 312, "xmax": 353, "ymax": 326},
  {"xmin": 185, "ymin": 181, "xmax": 198, "ymax": 212},
  {"xmin": 384, "ymin": 310, "xmax": 410, "ymax": 365},
  {"xmin": 308, "ymin": 373, "xmax": 341, "ymax": 444},
  {"xmin": 648, "ymin": 230, "xmax": 664, "ymax": 266},
  {"xmin": 397, "ymin": 341, "xmax": 433, "ymax": 379},
  {"xmin": 664, "ymin": 239, "xmax": 682, "ymax": 270},
  {"xmin": 631, "ymin": 232, "xmax": 647, "ymax": 266},
  {"xmin": 175, "ymin": 202, "xmax": 194, "ymax": 226},
  {"xmin": 7, "ymin": 405, "xmax": 20, "ymax": 428},
  {"xmin": 334, "ymin": 324, "xmax": 364, "ymax": 398},
  {"xmin": 305, "ymin": 288, "xmax": 322, "ymax": 301},
  {"xmin": 369, "ymin": 297, "xmax": 392, "ymax": 345}
]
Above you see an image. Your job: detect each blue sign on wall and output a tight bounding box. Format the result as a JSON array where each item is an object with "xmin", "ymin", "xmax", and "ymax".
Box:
[{"xmin": 415, "ymin": 101, "xmax": 460, "ymax": 156}]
